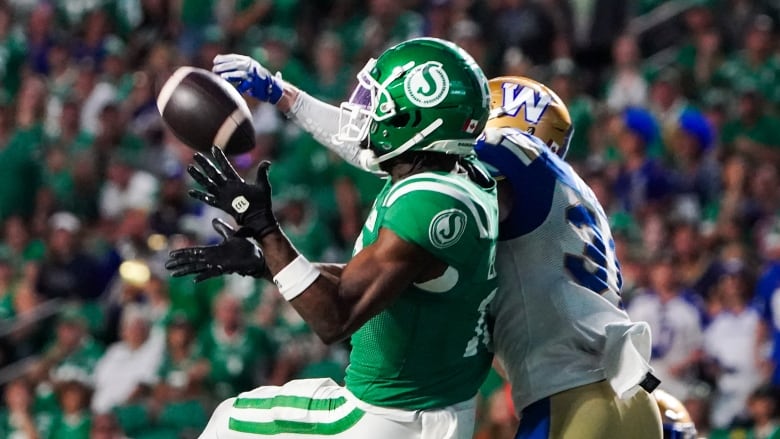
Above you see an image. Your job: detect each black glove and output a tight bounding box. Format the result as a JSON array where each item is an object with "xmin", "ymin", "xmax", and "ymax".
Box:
[
  {"xmin": 188, "ymin": 146, "xmax": 278, "ymax": 238},
  {"xmin": 165, "ymin": 218, "xmax": 268, "ymax": 282}
]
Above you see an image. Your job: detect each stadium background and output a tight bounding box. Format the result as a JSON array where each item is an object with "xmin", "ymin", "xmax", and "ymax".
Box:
[{"xmin": 0, "ymin": 0, "xmax": 778, "ymax": 437}]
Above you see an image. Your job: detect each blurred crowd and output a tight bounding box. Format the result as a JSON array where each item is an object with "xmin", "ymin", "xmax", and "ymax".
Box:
[{"xmin": 0, "ymin": 0, "xmax": 778, "ymax": 437}]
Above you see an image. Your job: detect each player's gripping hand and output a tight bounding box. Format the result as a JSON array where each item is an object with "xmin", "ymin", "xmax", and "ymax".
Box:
[
  {"xmin": 188, "ymin": 146, "xmax": 278, "ymax": 238},
  {"xmin": 166, "ymin": 218, "xmax": 268, "ymax": 282},
  {"xmin": 212, "ymin": 54, "xmax": 283, "ymax": 104}
]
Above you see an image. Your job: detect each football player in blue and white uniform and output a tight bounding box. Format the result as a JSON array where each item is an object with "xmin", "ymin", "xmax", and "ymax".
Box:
[
  {"xmin": 207, "ymin": 54, "xmax": 664, "ymax": 438},
  {"xmin": 476, "ymin": 76, "xmax": 662, "ymax": 438}
]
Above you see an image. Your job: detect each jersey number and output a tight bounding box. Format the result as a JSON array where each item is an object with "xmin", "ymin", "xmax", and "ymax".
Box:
[
  {"xmin": 563, "ymin": 204, "xmax": 622, "ymax": 295},
  {"xmin": 463, "ymin": 288, "xmax": 496, "ymax": 357}
]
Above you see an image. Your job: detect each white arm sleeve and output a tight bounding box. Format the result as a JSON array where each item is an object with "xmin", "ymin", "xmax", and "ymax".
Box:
[{"xmin": 285, "ymin": 91, "xmax": 382, "ymax": 174}]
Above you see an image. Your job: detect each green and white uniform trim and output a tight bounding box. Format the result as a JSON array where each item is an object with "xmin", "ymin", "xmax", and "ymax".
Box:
[
  {"xmin": 348, "ymin": 170, "xmax": 498, "ymax": 410},
  {"xmin": 207, "ymin": 378, "xmax": 479, "ymax": 438},
  {"xmin": 229, "ymin": 395, "xmax": 365, "ymax": 435}
]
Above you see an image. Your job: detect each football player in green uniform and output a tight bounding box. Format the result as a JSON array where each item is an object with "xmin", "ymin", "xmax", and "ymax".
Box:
[{"xmin": 167, "ymin": 38, "xmax": 499, "ymax": 438}]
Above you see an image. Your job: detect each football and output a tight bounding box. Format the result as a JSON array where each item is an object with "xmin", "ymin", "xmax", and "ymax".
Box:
[{"xmin": 157, "ymin": 66, "xmax": 255, "ymax": 155}]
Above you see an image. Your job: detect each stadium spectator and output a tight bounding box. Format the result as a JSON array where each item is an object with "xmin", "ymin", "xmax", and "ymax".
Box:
[
  {"xmin": 755, "ymin": 218, "xmax": 780, "ymax": 385},
  {"xmin": 670, "ymin": 221, "xmax": 718, "ymax": 298},
  {"xmin": 549, "ymin": 57, "xmax": 595, "ymax": 162},
  {"xmin": 148, "ymin": 315, "xmax": 208, "ymax": 437},
  {"xmin": 0, "ymin": 75, "xmax": 45, "ymax": 222},
  {"xmin": 89, "ymin": 413, "xmax": 126, "ymax": 439},
  {"xmin": 72, "ymin": 9, "xmax": 112, "ymax": 67},
  {"xmin": 667, "ymin": 109, "xmax": 720, "ymax": 220},
  {"xmin": 675, "ymin": 3, "xmax": 723, "ymax": 93},
  {"xmin": 28, "ymin": 306, "xmax": 103, "ymax": 403},
  {"xmin": 424, "ymin": 0, "xmax": 454, "ymax": 40},
  {"xmin": 98, "ymin": 154, "xmax": 158, "ymax": 221},
  {"xmin": 628, "ymin": 257, "xmax": 704, "ymax": 404},
  {"xmin": 605, "ymin": 34, "xmax": 648, "ymax": 111},
  {"xmin": 721, "ymin": 87, "xmax": 780, "ymax": 165},
  {"xmin": 1, "ymin": 215, "xmax": 44, "ymax": 273},
  {"xmin": 75, "ymin": 64, "xmax": 118, "ymax": 138},
  {"xmin": 648, "ymin": 68, "xmax": 692, "ymax": 134},
  {"xmin": 197, "ymin": 292, "xmax": 276, "ymax": 402},
  {"xmin": 154, "ymin": 315, "xmax": 208, "ymax": 402},
  {"xmin": 45, "ymin": 379, "xmax": 93, "ymax": 439},
  {"xmin": 35, "ymin": 212, "xmax": 104, "ymax": 301},
  {"xmin": 491, "ymin": 0, "xmax": 554, "ymax": 64},
  {"xmin": 25, "ymin": 3, "xmax": 56, "ymax": 76},
  {"xmin": 715, "ymin": 14, "xmax": 780, "ymax": 108},
  {"xmin": 451, "ymin": 19, "xmax": 488, "ymax": 70},
  {"xmin": 309, "ymin": 32, "xmax": 351, "ymax": 105},
  {"xmin": 612, "ymin": 107, "xmax": 671, "ymax": 216},
  {"xmin": 704, "ymin": 263, "xmax": 764, "ymax": 430},
  {"xmin": 91, "ymin": 305, "xmax": 162, "ymax": 414},
  {"xmin": 149, "ymin": 165, "xmax": 192, "ymax": 237},
  {"xmin": 352, "ymin": 0, "xmax": 423, "ymax": 64},
  {"xmin": 0, "ymin": 378, "xmax": 40, "ymax": 438},
  {"xmin": 742, "ymin": 385, "xmax": 780, "ymax": 438},
  {"xmin": 0, "ymin": 5, "xmax": 25, "ymax": 103}
]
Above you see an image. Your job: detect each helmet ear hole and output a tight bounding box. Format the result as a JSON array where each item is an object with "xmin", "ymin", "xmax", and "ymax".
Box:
[
  {"xmin": 389, "ymin": 112, "xmax": 411, "ymax": 128},
  {"xmin": 527, "ymin": 127, "xmax": 535, "ymax": 135}
]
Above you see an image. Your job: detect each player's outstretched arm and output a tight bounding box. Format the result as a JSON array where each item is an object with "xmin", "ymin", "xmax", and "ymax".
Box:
[
  {"xmin": 259, "ymin": 227, "xmax": 440, "ymax": 344},
  {"xmin": 182, "ymin": 147, "xmax": 442, "ymax": 343},
  {"xmin": 212, "ymin": 54, "xmax": 376, "ymax": 172}
]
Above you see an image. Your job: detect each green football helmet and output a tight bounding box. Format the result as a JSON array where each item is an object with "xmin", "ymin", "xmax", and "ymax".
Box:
[{"xmin": 338, "ymin": 38, "xmax": 490, "ymax": 165}]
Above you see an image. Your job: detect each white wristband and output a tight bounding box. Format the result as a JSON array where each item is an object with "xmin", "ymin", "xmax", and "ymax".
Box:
[{"xmin": 273, "ymin": 255, "xmax": 320, "ymax": 301}]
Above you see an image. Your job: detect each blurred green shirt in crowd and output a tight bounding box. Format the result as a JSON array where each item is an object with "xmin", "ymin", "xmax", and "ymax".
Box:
[
  {"xmin": 167, "ymin": 276, "xmax": 223, "ymax": 329},
  {"xmin": 564, "ymin": 97, "xmax": 595, "ymax": 162},
  {"xmin": 0, "ymin": 124, "xmax": 44, "ymax": 221},
  {"xmin": 196, "ymin": 323, "xmax": 276, "ymax": 401},
  {"xmin": 715, "ymin": 52, "xmax": 780, "ymax": 108},
  {"xmin": 0, "ymin": 29, "xmax": 26, "ymax": 103},
  {"xmin": 721, "ymin": 113, "xmax": 780, "ymax": 151},
  {"xmin": 46, "ymin": 411, "xmax": 90, "ymax": 439},
  {"xmin": 180, "ymin": 0, "xmax": 214, "ymax": 27}
]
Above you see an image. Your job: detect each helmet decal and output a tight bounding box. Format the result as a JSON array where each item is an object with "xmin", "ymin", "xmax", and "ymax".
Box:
[
  {"xmin": 486, "ymin": 76, "xmax": 572, "ymax": 159},
  {"xmin": 404, "ymin": 61, "xmax": 450, "ymax": 108},
  {"xmin": 500, "ymin": 82, "xmax": 552, "ymax": 124}
]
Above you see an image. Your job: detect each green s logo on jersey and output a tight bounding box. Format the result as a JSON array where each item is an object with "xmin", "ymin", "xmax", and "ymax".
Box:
[
  {"xmin": 429, "ymin": 209, "xmax": 467, "ymax": 249},
  {"xmin": 404, "ymin": 61, "xmax": 450, "ymax": 108}
]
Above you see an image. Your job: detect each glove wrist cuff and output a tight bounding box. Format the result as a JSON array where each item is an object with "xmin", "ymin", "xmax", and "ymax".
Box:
[{"xmin": 235, "ymin": 221, "xmax": 278, "ymax": 240}]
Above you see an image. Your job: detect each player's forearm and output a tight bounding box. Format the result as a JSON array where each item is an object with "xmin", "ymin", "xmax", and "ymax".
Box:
[
  {"xmin": 259, "ymin": 230, "xmax": 353, "ymax": 344},
  {"xmin": 279, "ymin": 86, "xmax": 379, "ymax": 172}
]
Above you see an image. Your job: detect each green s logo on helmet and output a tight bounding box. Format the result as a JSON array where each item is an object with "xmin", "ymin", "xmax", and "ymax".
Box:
[
  {"xmin": 404, "ymin": 62, "xmax": 450, "ymax": 108},
  {"xmin": 337, "ymin": 38, "xmax": 490, "ymax": 166}
]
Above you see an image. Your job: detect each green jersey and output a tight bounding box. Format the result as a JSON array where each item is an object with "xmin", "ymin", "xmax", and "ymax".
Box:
[{"xmin": 346, "ymin": 170, "xmax": 498, "ymax": 410}]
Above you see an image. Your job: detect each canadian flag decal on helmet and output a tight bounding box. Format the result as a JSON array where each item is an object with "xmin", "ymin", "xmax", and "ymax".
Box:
[{"xmin": 463, "ymin": 119, "xmax": 479, "ymax": 133}]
